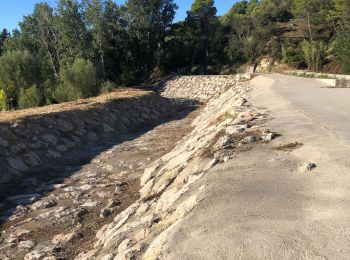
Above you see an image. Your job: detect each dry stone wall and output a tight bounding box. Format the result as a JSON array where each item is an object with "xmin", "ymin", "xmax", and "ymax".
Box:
[
  {"xmin": 157, "ymin": 75, "xmax": 241, "ymax": 105},
  {"xmin": 0, "ymin": 91, "xmax": 175, "ymax": 188}
]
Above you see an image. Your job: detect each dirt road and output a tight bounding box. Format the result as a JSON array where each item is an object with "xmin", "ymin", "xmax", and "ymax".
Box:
[{"xmin": 161, "ymin": 74, "xmax": 350, "ymax": 259}]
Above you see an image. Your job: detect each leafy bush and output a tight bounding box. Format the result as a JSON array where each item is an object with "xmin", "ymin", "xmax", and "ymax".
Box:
[
  {"xmin": 281, "ymin": 44, "xmax": 305, "ymax": 68},
  {"xmin": 0, "ymin": 50, "xmax": 40, "ymax": 109},
  {"xmin": 59, "ymin": 58, "xmax": 98, "ymax": 99},
  {"xmin": 226, "ymin": 38, "xmax": 246, "ymax": 65},
  {"xmin": 0, "ymin": 89, "xmax": 5, "ymax": 111},
  {"xmin": 301, "ymin": 40, "xmax": 326, "ymax": 72},
  {"xmin": 54, "ymin": 83, "xmax": 79, "ymax": 103},
  {"xmin": 100, "ymin": 81, "xmax": 117, "ymax": 94},
  {"xmin": 269, "ymin": 40, "xmax": 283, "ymax": 61},
  {"xmin": 18, "ymin": 85, "xmax": 41, "ymax": 109}
]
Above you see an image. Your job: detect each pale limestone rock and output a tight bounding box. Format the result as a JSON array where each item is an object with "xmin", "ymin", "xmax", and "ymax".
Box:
[
  {"xmin": 299, "ymin": 163, "xmax": 317, "ymax": 173},
  {"xmin": 31, "ymin": 199, "xmax": 57, "ymax": 210},
  {"xmin": 101, "ymin": 254, "xmax": 115, "ymax": 260},
  {"xmin": 81, "ymin": 200, "xmax": 99, "ymax": 208},
  {"xmin": 78, "ymin": 184, "xmax": 94, "ymax": 191},
  {"xmin": 52, "ymin": 231, "xmax": 82, "ymax": 245},
  {"xmin": 226, "ymin": 124, "xmax": 248, "ymax": 135},
  {"xmin": 24, "ymin": 250, "xmax": 46, "ymax": 260},
  {"xmin": 118, "ymin": 239, "xmax": 136, "ymax": 255},
  {"xmin": 139, "ymin": 179, "xmax": 155, "ymax": 199},
  {"xmin": 10, "ymin": 228, "xmax": 32, "ymax": 239},
  {"xmin": 263, "ymin": 132, "xmax": 275, "ymax": 141},
  {"xmin": 140, "ymin": 163, "xmax": 161, "ymax": 187},
  {"xmin": 18, "ymin": 240, "xmax": 35, "ymax": 250}
]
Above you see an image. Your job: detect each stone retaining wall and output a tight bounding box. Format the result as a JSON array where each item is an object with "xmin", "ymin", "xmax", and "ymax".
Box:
[
  {"xmin": 157, "ymin": 75, "xmax": 244, "ymax": 105},
  {"xmin": 0, "ymin": 90, "xmax": 175, "ymax": 187}
]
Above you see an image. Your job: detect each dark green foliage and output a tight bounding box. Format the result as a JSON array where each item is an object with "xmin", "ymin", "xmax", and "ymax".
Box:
[
  {"xmin": 0, "ymin": 50, "xmax": 40, "ymax": 109},
  {"xmin": 0, "ymin": 29, "xmax": 9, "ymax": 55},
  {"xmin": 100, "ymin": 81, "xmax": 117, "ymax": 94},
  {"xmin": 18, "ymin": 85, "xmax": 41, "ymax": 109},
  {"xmin": 336, "ymin": 22, "xmax": 350, "ymax": 73},
  {"xmin": 301, "ymin": 40, "xmax": 327, "ymax": 71},
  {"xmin": 59, "ymin": 58, "xmax": 98, "ymax": 99},
  {"xmin": 186, "ymin": 0, "xmax": 220, "ymax": 71},
  {"xmin": 282, "ymin": 44, "xmax": 305, "ymax": 68}
]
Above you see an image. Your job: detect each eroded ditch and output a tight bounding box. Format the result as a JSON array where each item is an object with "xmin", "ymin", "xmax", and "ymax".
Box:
[{"xmin": 0, "ymin": 106, "xmax": 201, "ymax": 259}]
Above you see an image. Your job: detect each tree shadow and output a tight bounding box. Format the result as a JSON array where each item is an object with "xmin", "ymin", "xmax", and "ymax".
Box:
[{"xmin": 0, "ymin": 99, "xmax": 198, "ymax": 225}]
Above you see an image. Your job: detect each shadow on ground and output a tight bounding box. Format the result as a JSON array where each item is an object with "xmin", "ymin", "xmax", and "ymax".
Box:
[{"xmin": 0, "ymin": 100, "xmax": 198, "ymax": 225}]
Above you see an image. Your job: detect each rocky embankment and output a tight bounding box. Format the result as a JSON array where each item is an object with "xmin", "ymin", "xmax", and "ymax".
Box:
[
  {"xmin": 156, "ymin": 74, "xmax": 250, "ymax": 105},
  {"xmin": 0, "ymin": 75, "xmax": 272, "ymax": 260},
  {"xmin": 76, "ymin": 76, "xmax": 273, "ymax": 259},
  {"xmin": 0, "ymin": 89, "xmax": 175, "ymax": 191}
]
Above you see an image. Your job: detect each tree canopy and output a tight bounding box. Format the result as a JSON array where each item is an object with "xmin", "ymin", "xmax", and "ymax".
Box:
[{"xmin": 1, "ymin": 0, "xmax": 350, "ymax": 110}]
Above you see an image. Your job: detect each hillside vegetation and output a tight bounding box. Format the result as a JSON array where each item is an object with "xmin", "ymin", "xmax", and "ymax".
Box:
[{"xmin": 0, "ymin": 0, "xmax": 350, "ymax": 110}]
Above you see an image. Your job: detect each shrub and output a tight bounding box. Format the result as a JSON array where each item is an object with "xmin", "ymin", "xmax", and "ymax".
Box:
[
  {"xmin": 59, "ymin": 58, "xmax": 98, "ymax": 99},
  {"xmin": 301, "ymin": 40, "xmax": 326, "ymax": 72},
  {"xmin": 0, "ymin": 89, "xmax": 5, "ymax": 111},
  {"xmin": 18, "ymin": 85, "xmax": 41, "ymax": 109},
  {"xmin": 100, "ymin": 81, "xmax": 117, "ymax": 94},
  {"xmin": 54, "ymin": 83, "xmax": 79, "ymax": 103},
  {"xmin": 0, "ymin": 50, "xmax": 40, "ymax": 109},
  {"xmin": 226, "ymin": 38, "xmax": 246, "ymax": 65},
  {"xmin": 42, "ymin": 79, "xmax": 57, "ymax": 105},
  {"xmin": 281, "ymin": 44, "xmax": 305, "ymax": 68}
]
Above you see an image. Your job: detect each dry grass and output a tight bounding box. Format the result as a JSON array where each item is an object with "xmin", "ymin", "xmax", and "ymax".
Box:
[{"xmin": 0, "ymin": 88, "xmax": 150, "ymax": 123}]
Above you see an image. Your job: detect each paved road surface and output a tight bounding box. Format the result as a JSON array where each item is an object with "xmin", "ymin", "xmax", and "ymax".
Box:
[
  {"xmin": 160, "ymin": 74, "xmax": 350, "ymax": 259},
  {"xmin": 262, "ymin": 74, "xmax": 350, "ymax": 144}
]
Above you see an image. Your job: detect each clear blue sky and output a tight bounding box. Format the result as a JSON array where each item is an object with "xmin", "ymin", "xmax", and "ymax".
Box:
[{"xmin": 0, "ymin": 0, "xmax": 237, "ymax": 31}]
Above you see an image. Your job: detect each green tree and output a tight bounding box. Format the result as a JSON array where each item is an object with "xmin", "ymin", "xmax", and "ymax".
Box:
[
  {"xmin": 20, "ymin": 3, "xmax": 60, "ymax": 80},
  {"xmin": 0, "ymin": 29, "xmax": 9, "ymax": 55},
  {"xmin": 55, "ymin": 0, "xmax": 90, "ymax": 63},
  {"xmin": 186, "ymin": 0, "xmax": 219, "ymax": 70},
  {"xmin": 83, "ymin": 0, "xmax": 108, "ymax": 80},
  {"xmin": 58, "ymin": 58, "xmax": 98, "ymax": 100},
  {"xmin": 336, "ymin": 22, "xmax": 350, "ymax": 73},
  {"xmin": 82, "ymin": 0, "xmax": 128, "ymax": 81},
  {"xmin": 125, "ymin": 0, "xmax": 177, "ymax": 77},
  {"xmin": 292, "ymin": 0, "xmax": 332, "ymax": 40},
  {"xmin": 0, "ymin": 50, "xmax": 40, "ymax": 109}
]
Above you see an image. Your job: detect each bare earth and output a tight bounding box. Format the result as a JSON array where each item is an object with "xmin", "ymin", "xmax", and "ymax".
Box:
[
  {"xmin": 160, "ymin": 74, "xmax": 350, "ymax": 259},
  {"xmin": 0, "ymin": 88, "xmax": 148, "ymax": 123}
]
